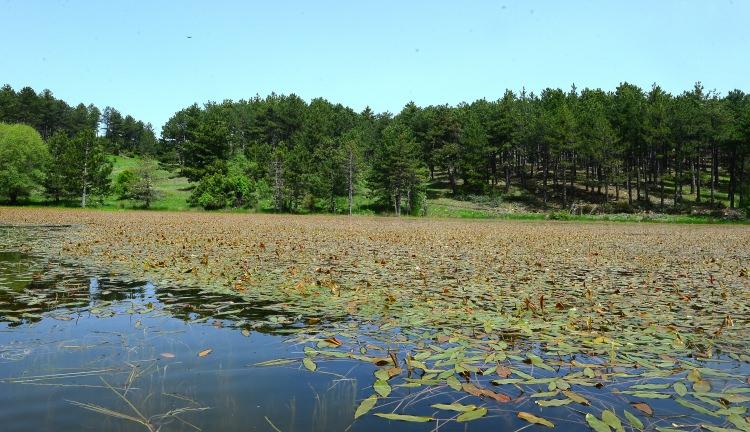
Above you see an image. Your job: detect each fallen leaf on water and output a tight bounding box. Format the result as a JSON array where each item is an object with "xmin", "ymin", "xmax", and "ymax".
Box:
[
  {"xmin": 626, "ymin": 392, "xmax": 670, "ymax": 399},
  {"xmin": 323, "ymin": 337, "xmax": 342, "ymax": 347},
  {"xmin": 430, "ymin": 403, "xmax": 477, "ymax": 412},
  {"xmin": 563, "ymin": 390, "xmax": 590, "ymax": 405},
  {"xmin": 303, "ymin": 357, "xmax": 317, "ymax": 371},
  {"xmin": 536, "ymin": 398, "xmax": 572, "ymax": 407},
  {"xmin": 675, "ymin": 398, "xmax": 716, "ymax": 417},
  {"xmin": 517, "ymin": 411, "xmax": 554, "ymax": 428},
  {"xmin": 446, "ymin": 376, "xmax": 461, "ymax": 391},
  {"xmin": 374, "ymin": 379, "xmax": 391, "ymax": 397},
  {"xmin": 496, "ymin": 366, "xmax": 512, "ymax": 378},
  {"xmin": 586, "ymin": 413, "xmax": 611, "ymax": 432},
  {"xmin": 624, "ymin": 410, "xmax": 644, "ymax": 431},
  {"xmin": 354, "ymin": 395, "xmax": 377, "ymax": 419},
  {"xmin": 456, "ymin": 407, "xmax": 487, "ymax": 422},
  {"xmin": 462, "ymin": 383, "xmax": 483, "ymax": 397},
  {"xmin": 631, "ymin": 402, "xmax": 653, "ymax": 416},
  {"xmin": 693, "ymin": 380, "xmax": 711, "ymax": 393},
  {"xmin": 602, "ymin": 410, "xmax": 624, "ymax": 432},
  {"xmin": 373, "ymin": 413, "xmax": 432, "ymax": 422},
  {"xmin": 481, "ymin": 388, "xmax": 511, "ymax": 402},
  {"xmin": 387, "ymin": 367, "xmax": 402, "ymax": 378}
]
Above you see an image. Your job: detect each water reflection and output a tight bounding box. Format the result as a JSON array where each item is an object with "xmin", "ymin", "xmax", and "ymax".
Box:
[
  {"xmin": 0, "ymin": 230, "xmax": 361, "ymax": 431},
  {"xmin": 1, "ymin": 226, "xmax": 749, "ymax": 432}
]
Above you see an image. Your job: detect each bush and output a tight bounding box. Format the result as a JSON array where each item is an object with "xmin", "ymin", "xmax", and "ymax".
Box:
[
  {"xmin": 191, "ymin": 173, "xmax": 233, "ymax": 210},
  {"xmin": 190, "ymin": 171, "xmax": 266, "ymax": 210},
  {"xmin": 113, "ymin": 170, "xmax": 137, "ymax": 199},
  {"xmin": 547, "ymin": 211, "xmax": 573, "ymax": 221}
]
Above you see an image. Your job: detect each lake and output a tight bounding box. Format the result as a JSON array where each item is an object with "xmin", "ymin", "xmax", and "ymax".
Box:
[{"xmin": 1, "ymin": 221, "xmax": 749, "ymax": 432}]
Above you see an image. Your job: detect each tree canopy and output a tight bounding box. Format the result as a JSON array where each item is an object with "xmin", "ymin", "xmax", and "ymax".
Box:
[
  {"xmin": 0, "ymin": 123, "xmax": 49, "ymax": 203},
  {"xmin": 1, "ymin": 82, "xmax": 749, "ymax": 215}
]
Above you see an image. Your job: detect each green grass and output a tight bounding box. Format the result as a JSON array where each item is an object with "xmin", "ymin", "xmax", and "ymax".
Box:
[
  {"xmin": 425, "ymin": 195, "xmax": 748, "ymax": 224},
  {"xmin": 107, "ymin": 156, "xmax": 193, "ymax": 211},
  {"xmin": 23, "ymin": 155, "xmax": 193, "ymax": 211}
]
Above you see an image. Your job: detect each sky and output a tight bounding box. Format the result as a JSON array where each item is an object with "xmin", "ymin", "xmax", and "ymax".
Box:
[{"xmin": 1, "ymin": 0, "xmax": 748, "ymax": 131}]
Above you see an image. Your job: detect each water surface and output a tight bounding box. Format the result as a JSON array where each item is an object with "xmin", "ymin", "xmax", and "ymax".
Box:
[{"xmin": 1, "ymin": 225, "xmax": 748, "ymax": 432}]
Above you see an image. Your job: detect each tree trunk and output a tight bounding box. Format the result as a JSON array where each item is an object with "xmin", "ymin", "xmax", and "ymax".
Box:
[
  {"xmin": 615, "ymin": 181, "xmax": 620, "ymax": 201},
  {"xmin": 570, "ymin": 154, "xmax": 576, "ymax": 200},
  {"xmin": 81, "ymin": 181, "xmax": 88, "ymax": 208},
  {"xmin": 643, "ymin": 157, "xmax": 649, "ymax": 202},
  {"xmin": 406, "ymin": 188, "xmax": 412, "ymax": 215},
  {"xmin": 448, "ymin": 166, "xmax": 457, "ymax": 195},
  {"xmin": 739, "ymin": 157, "xmax": 750, "ymax": 208},
  {"xmin": 603, "ymin": 171, "xmax": 609, "ymax": 204},
  {"xmin": 674, "ymin": 164, "xmax": 680, "ymax": 209},
  {"xmin": 542, "ymin": 156, "xmax": 549, "ymax": 204},
  {"xmin": 347, "ymin": 151, "xmax": 354, "ymax": 216},
  {"xmin": 329, "ymin": 172, "xmax": 336, "ymax": 213},
  {"xmin": 562, "ymin": 156, "xmax": 567, "ymax": 208},
  {"xmin": 659, "ymin": 162, "xmax": 665, "ymax": 208},
  {"xmin": 81, "ymin": 141, "xmax": 89, "ymax": 208},
  {"xmin": 395, "ymin": 190, "xmax": 401, "ymax": 216},
  {"xmin": 553, "ymin": 159, "xmax": 558, "ymax": 187},
  {"xmin": 627, "ymin": 168, "xmax": 632, "ymax": 206},
  {"xmin": 636, "ymin": 157, "xmax": 641, "ymax": 201},
  {"xmin": 273, "ymin": 156, "xmax": 283, "ymax": 212},
  {"xmin": 491, "ymin": 153, "xmax": 498, "ymax": 186},
  {"xmin": 695, "ymin": 157, "xmax": 701, "ymax": 203},
  {"xmin": 690, "ymin": 160, "xmax": 696, "ymax": 195},
  {"xmin": 710, "ymin": 145, "xmax": 717, "ymax": 204},
  {"xmin": 729, "ymin": 156, "xmax": 736, "ymax": 208},
  {"xmin": 504, "ymin": 157, "xmax": 511, "ymax": 194}
]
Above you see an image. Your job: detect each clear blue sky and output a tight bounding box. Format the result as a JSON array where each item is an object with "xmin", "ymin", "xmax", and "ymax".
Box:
[{"xmin": 2, "ymin": 1, "xmax": 748, "ymax": 131}]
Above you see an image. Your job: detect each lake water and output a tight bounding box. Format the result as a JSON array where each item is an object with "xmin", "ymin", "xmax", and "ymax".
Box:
[{"xmin": 1, "ymin": 225, "xmax": 748, "ymax": 431}]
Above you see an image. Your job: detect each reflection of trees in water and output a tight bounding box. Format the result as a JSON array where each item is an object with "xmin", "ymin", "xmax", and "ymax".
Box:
[
  {"xmin": 0, "ymin": 253, "xmax": 301, "ymax": 333},
  {"xmin": 1, "ymin": 226, "xmax": 310, "ymax": 332},
  {"xmin": 0, "ymin": 271, "xmax": 150, "ymax": 323}
]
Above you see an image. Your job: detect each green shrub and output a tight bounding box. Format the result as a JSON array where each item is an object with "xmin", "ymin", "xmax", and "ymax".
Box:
[
  {"xmin": 547, "ymin": 211, "xmax": 572, "ymax": 221},
  {"xmin": 189, "ymin": 170, "xmax": 266, "ymax": 210},
  {"xmin": 113, "ymin": 170, "xmax": 137, "ymax": 199}
]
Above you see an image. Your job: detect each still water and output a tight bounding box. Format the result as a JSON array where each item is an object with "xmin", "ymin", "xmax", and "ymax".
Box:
[
  {"xmin": 0, "ymin": 228, "xmax": 460, "ymax": 431},
  {"xmin": 1, "ymin": 225, "xmax": 748, "ymax": 431}
]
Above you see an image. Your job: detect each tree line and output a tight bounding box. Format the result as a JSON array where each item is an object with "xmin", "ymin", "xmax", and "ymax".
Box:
[
  {"xmin": 1, "ymin": 82, "xmax": 749, "ymax": 215},
  {"xmin": 161, "ymin": 83, "xmax": 750, "ymax": 214},
  {"xmin": 0, "ymin": 85, "xmax": 159, "ymax": 155},
  {"xmin": 0, "ymin": 85, "xmax": 157, "ymax": 206}
]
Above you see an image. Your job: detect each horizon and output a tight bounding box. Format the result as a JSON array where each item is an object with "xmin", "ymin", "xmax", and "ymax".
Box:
[{"xmin": 2, "ymin": 0, "xmax": 749, "ymax": 130}]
